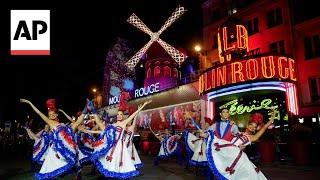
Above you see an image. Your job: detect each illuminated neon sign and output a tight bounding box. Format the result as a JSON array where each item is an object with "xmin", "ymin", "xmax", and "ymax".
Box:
[
  {"xmin": 219, "ymin": 98, "xmax": 281, "ymax": 121},
  {"xmin": 134, "ymin": 82, "xmax": 160, "ymax": 98},
  {"xmin": 199, "ymin": 56, "xmax": 297, "ymax": 94},
  {"xmin": 218, "ymin": 25, "xmax": 249, "ymax": 63},
  {"xmin": 109, "ymin": 95, "xmax": 120, "ymax": 105},
  {"xmin": 108, "ymin": 82, "xmax": 160, "ymax": 105}
]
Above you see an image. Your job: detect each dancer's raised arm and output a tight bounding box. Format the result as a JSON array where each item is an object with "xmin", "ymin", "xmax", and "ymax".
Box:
[
  {"xmin": 149, "ymin": 121, "xmax": 163, "ymax": 141},
  {"xmin": 36, "ymin": 129, "xmax": 44, "ymax": 137},
  {"xmin": 72, "ymin": 114, "xmax": 85, "ymax": 131},
  {"xmin": 58, "ymin": 109, "xmax": 75, "ymax": 123},
  {"xmin": 81, "ymin": 129, "xmax": 103, "ymax": 134},
  {"xmin": 93, "ymin": 113, "xmax": 105, "ymax": 131},
  {"xmin": 20, "ymin": 99, "xmax": 56, "ymax": 128},
  {"xmin": 128, "ymin": 106, "xmax": 143, "ymax": 131},
  {"xmin": 85, "ymin": 100, "xmax": 106, "ymax": 131},
  {"xmin": 23, "ymin": 127, "xmax": 39, "ymax": 141},
  {"xmin": 120, "ymin": 100, "xmax": 152, "ymax": 127},
  {"xmin": 250, "ymin": 108, "xmax": 276, "ymax": 142},
  {"xmin": 71, "ymin": 99, "xmax": 90, "ymax": 131}
]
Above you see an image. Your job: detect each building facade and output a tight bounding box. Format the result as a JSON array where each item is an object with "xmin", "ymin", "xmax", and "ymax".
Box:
[{"xmin": 201, "ymin": 0, "xmax": 320, "ymax": 122}]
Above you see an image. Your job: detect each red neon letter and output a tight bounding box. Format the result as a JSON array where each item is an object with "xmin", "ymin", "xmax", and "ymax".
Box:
[
  {"xmin": 223, "ymin": 27, "xmax": 235, "ymax": 51},
  {"xmin": 216, "ymin": 66, "xmax": 227, "ymax": 87},
  {"xmin": 246, "ymin": 59, "xmax": 258, "ymax": 80},
  {"xmin": 211, "ymin": 68, "xmax": 216, "ymax": 89},
  {"xmin": 199, "ymin": 75, "xmax": 203, "ymax": 94},
  {"xmin": 218, "ymin": 31, "xmax": 225, "ymax": 64},
  {"xmin": 236, "ymin": 25, "xmax": 249, "ymax": 51},
  {"xmin": 205, "ymin": 71, "xmax": 212, "ymax": 91},
  {"xmin": 231, "ymin": 62, "xmax": 245, "ymax": 83},
  {"xmin": 261, "ymin": 56, "xmax": 275, "ymax": 78},
  {"xmin": 288, "ymin": 58, "xmax": 297, "ymax": 81},
  {"xmin": 278, "ymin": 57, "xmax": 289, "ymax": 79}
]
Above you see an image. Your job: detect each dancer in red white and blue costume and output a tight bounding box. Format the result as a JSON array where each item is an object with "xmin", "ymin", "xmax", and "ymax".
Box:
[
  {"xmin": 20, "ymin": 98, "xmax": 89, "ymax": 180},
  {"xmin": 76, "ymin": 123, "xmax": 95, "ymax": 166},
  {"xmin": 124, "ymin": 114, "xmax": 143, "ymax": 169},
  {"xmin": 183, "ymin": 113, "xmax": 210, "ymax": 167},
  {"xmin": 90, "ymin": 99, "xmax": 152, "ymax": 179},
  {"xmin": 200, "ymin": 108, "xmax": 275, "ymax": 180},
  {"xmin": 24, "ymin": 124, "xmax": 50, "ymax": 165},
  {"xmin": 59, "ymin": 108, "xmax": 95, "ymax": 179},
  {"xmin": 149, "ymin": 122, "xmax": 181, "ymax": 166},
  {"xmin": 59, "ymin": 108, "xmax": 95, "ymax": 166}
]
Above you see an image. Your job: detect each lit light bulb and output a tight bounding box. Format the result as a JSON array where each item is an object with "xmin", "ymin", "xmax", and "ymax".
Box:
[{"xmin": 194, "ymin": 45, "xmax": 201, "ymax": 52}]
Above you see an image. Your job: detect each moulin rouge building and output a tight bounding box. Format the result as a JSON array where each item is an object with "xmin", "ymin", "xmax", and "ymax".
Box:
[
  {"xmin": 200, "ymin": 0, "xmax": 320, "ymax": 134},
  {"xmin": 199, "ymin": 21, "xmax": 298, "ymax": 137}
]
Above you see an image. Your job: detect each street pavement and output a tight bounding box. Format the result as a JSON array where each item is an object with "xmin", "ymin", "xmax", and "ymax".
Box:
[{"xmin": 1, "ymin": 154, "xmax": 320, "ymax": 180}]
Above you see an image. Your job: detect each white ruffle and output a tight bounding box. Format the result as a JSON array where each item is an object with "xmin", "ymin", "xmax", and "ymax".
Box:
[{"xmin": 207, "ymin": 131, "xmax": 267, "ymax": 180}]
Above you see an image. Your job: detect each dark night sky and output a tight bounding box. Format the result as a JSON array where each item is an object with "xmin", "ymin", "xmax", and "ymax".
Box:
[{"xmin": 0, "ymin": 0, "xmax": 203, "ymax": 123}]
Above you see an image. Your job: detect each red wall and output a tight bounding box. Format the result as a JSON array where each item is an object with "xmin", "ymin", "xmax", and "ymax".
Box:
[{"xmin": 294, "ymin": 18, "xmax": 320, "ymax": 116}]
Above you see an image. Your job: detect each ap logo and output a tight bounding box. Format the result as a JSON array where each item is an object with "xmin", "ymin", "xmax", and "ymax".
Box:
[{"xmin": 11, "ymin": 10, "xmax": 50, "ymax": 55}]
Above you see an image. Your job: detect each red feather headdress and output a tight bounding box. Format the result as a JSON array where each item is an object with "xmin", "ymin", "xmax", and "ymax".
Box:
[
  {"xmin": 46, "ymin": 99, "xmax": 57, "ymax": 112},
  {"xmin": 118, "ymin": 91, "xmax": 131, "ymax": 112}
]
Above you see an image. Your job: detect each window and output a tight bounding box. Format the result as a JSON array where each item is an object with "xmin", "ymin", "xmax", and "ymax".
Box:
[
  {"xmin": 147, "ymin": 68, "xmax": 152, "ymax": 78},
  {"xmin": 163, "ymin": 66, "xmax": 171, "ymax": 77},
  {"xmin": 267, "ymin": 8, "xmax": 283, "ymax": 28},
  {"xmin": 248, "ymin": 48, "xmax": 260, "ymax": 56},
  {"xmin": 154, "ymin": 66, "xmax": 161, "ymax": 77},
  {"xmin": 309, "ymin": 77, "xmax": 320, "ymax": 102},
  {"xmin": 247, "ymin": 17, "xmax": 259, "ymax": 35},
  {"xmin": 304, "ymin": 35, "xmax": 320, "ymax": 59},
  {"xmin": 269, "ymin": 40, "xmax": 285, "ymax": 54}
]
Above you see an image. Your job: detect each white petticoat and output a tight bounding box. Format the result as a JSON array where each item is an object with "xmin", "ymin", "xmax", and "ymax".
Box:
[
  {"xmin": 187, "ymin": 133, "xmax": 207, "ymax": 166},
  {"xmin": 158, "ymin": 135, "xmax": 179, "ymax": 158},
  {"xmin": 32, "ymin": 132, "xmax": 50, "ymax": 165},
  {"xmin": 124, "ymin": 130, "xmax": 143, "ymax": 169},
  {"xmin": 206, "ymin": 130, "xmax": 267, "ymax": 180},
  {"xmin": 36, "ymin": 125, "xmax": 77, "ymax": 180},
  {"xmin": 93, "ymin": 125, "xmax": 139, "ymax": 179},
  {"xmin": 76, "ymin": 132, "xmax": 94, "ymax": 166}
]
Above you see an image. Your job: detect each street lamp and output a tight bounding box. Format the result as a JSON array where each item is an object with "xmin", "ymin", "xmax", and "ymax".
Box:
[
  {"xmin": 91, "ymin": 88, "xmax": 102, "ymax": 108},
  {"xmin": 194, "ymin": 45, "xmax": 201, "ymax": 52},
  {"xmin": 194, "ymin": 44, "xmax": 207, "ymax": 71}
]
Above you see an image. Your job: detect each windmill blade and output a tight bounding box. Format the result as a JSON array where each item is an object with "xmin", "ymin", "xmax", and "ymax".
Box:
[
  {"xmin": 157, "ymin": 38, "xmax": 186, "ymax": 65},
  {"xmin": 125, "ymin": 39, "xmax": 154, "ymax": 70},
  {"xmin": 157, "ymin": 6, "xmax": 187, "ymax": 35},
  {"xmin": 127, "ymin": 13, "xmax": 153, "ymax": 36}
]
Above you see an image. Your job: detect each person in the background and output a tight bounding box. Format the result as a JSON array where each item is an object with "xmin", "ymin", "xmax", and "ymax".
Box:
[
  {"xmin": 138, "ymin": 114, "xmax": 144, "ymax": 129},
  {"xmin": 143, "ymin": 113, "xmax": 152, "ymax": 129},
  {"xmin": 207, "ymin": 108, "xmax": 239, "ymax": 142},
  {"xmin": 167, "ymin": 110, "xmax": 176, "ymax": 133},
  {"xmin": 183, "ymin": 113, "xmax": 211, "ymax": 177},
  {"xmin": 158, "ymin": 109, "xmax": 169, "ymax": 130},
  {"xmin": 173, "ymin": 107, "xmax": 184, "ymax": 129},
  {"xmin": 149, "ymin": 126, "xmax": 182, "ymax": 166}
]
